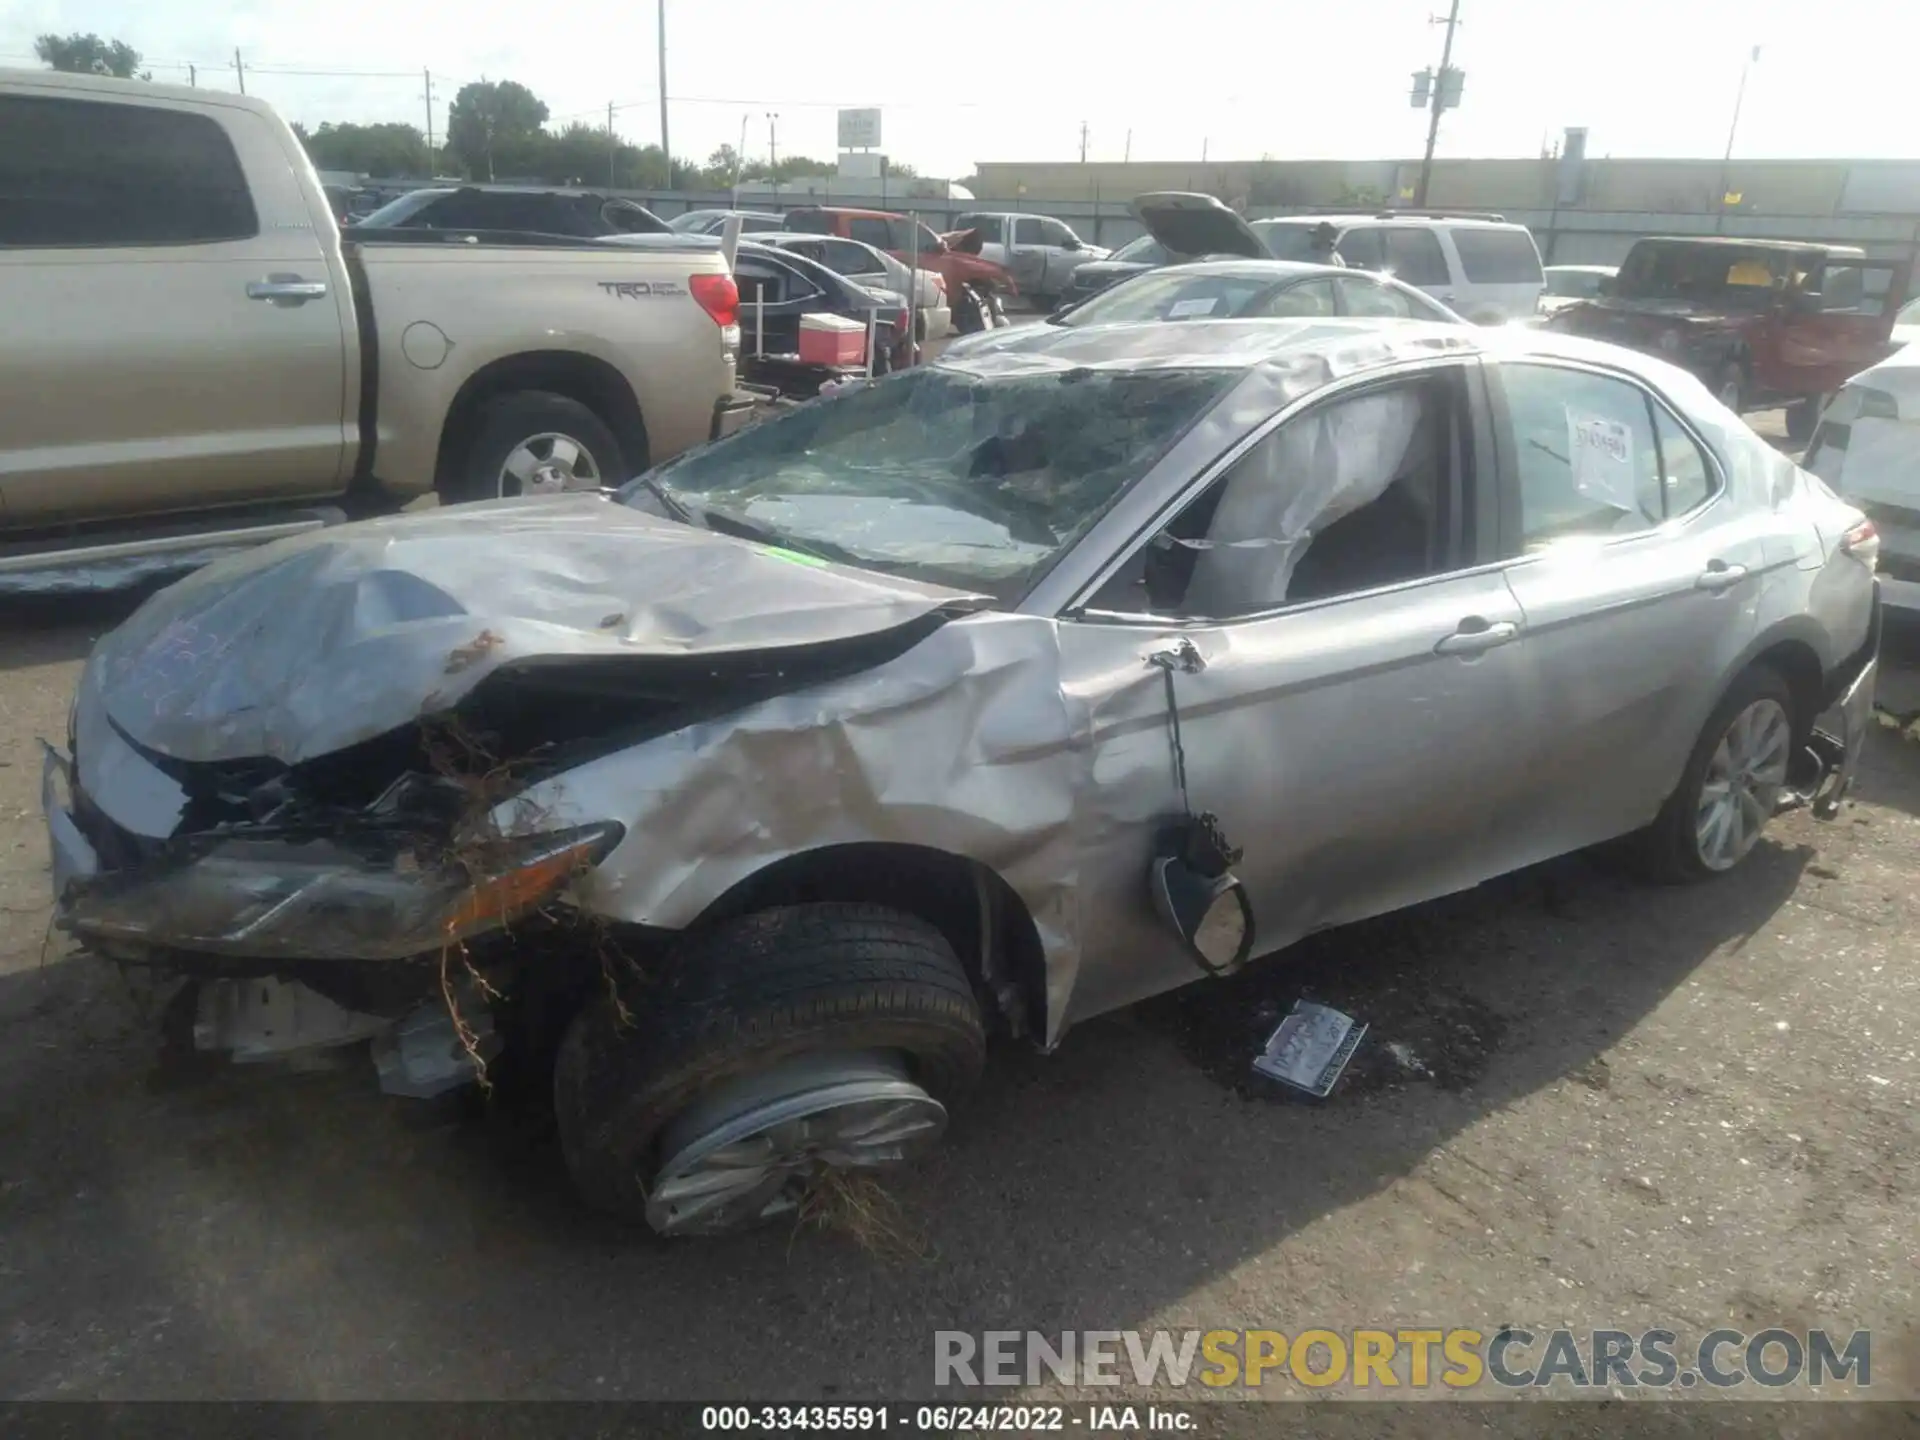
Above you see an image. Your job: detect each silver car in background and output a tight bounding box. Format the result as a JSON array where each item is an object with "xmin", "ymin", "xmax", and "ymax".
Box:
[{"xmin": 44, "ymin": 318, "xmax": 1880, "ymax": 1236}]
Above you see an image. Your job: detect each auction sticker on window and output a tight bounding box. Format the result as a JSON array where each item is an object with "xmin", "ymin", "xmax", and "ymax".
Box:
[
  {"xmin": 1567, "ymin": 409, "xmax": 1637, "ymax": 511},
  {"xmin": 1166, "ymin": 297, "xmax": 1219, "ymax": 318}
]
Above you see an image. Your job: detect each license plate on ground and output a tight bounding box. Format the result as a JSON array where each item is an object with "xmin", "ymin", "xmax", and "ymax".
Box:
[{"xmin": 1254, "ymin": 1000, "xmax": 1367, "ymax": 1098}]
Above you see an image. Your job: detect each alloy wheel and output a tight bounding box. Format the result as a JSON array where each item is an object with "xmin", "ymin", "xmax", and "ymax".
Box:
[{"xmin": 1694, "ymin": 698, "xmax": 1791, "ymax": 871}]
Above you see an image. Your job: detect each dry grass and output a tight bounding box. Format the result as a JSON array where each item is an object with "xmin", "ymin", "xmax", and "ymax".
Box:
[{"xmin": 792, "ymin": 1168, "xmax": 927, "ymax": 1261}]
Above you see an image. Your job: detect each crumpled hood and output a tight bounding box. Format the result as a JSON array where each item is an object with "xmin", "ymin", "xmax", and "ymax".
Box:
[{"xmin": 85, "ymin": 493, "xmax": 982, "ymax": 766}]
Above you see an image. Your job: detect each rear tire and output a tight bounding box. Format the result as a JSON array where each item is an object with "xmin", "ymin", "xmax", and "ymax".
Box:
[
  {"xmin": 1625, "ymin": 665, "xmax": 1798, "ymax": 884},
  {"xmin": 446, "ymin": 391, "xmax": 625, "ymax": 507},
  {"xmin": 553, "ymin": 903, "xmax": 986, "ymax": 1231},
  {"xmin": 1785, "ymin": 395, "xmax": 1824, "ymax": 443}
]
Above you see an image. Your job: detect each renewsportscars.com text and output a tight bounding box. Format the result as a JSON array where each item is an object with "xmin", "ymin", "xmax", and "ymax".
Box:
[{"xmin": 935, "ymin": 1327, "xmax": 1872, "ymax": 1391}]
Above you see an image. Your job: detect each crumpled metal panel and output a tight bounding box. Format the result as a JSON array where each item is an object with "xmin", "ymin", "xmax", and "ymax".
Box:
[
  {"xmin": 83, "ymin": 492, "xmax": 980, "ymax": 765},
  {"xmin": 493, "ymin": 611, "xmax": 1093, "ymax": 1039}
]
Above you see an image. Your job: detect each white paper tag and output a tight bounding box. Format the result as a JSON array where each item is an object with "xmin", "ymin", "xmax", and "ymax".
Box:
[
  {"xmin": 1167, "ymin": 296, "xmax": 1218, "ymax": 318},
  {"xmin": 1567, "ymin": 410, "xmax": 1637, "ymax": 512}
]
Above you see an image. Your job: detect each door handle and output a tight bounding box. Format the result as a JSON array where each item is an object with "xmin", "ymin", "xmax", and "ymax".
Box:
[
  {"xmin": 1434, "ymin": 619, "xmax": 1519, "ymax": 656},
  {"xmin": 1695, "ymin": 561, "xmax": 1750, "ymax": 593},
  {"xmin": 247, "ymin": 275, "xmax": 328, "ymax": 306}
]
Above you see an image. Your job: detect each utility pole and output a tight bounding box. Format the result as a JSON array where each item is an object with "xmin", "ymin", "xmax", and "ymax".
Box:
[
  {"xmin": 766, "ymin": 112, "xmax": 779, "ymax": 200},
  {"xmin": 1079, "ymin": 121, "xmax": 1089, "ymax": 163},
  {"xmin": 188, "ymin": 63, "xmax": 196, "ymax": 87},
  {"xmin": 657, "ymin": 1, "xmax": 672, "ymax": 187},
  {"xmin": 609, "ymin": 102, "xmax": 618, "ymax": 188},
  {"xmin": 1412, "ymin": 0, "xmax": 1460, "ymax": 208},
  {"xmin": 1715, "ymin": 46, "xmax": 1761, "ymax": 234},
  {"xmin": 423, "ymin": 69, "xmax": 435, "ymax": 175},
  {"xmin": 233, "ymin": 48, "xmax": 245, "ymax": 95}
]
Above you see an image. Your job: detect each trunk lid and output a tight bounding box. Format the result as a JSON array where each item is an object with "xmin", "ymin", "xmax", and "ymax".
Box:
[{"xmin": 86, "ymin": 494, "xmax": 981, "ymax": 766}]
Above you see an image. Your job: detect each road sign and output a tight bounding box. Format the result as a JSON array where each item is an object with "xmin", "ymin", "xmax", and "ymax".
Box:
[{"xmin": 837, "ymin": 108, "xmax": 882, "ymax": 150}]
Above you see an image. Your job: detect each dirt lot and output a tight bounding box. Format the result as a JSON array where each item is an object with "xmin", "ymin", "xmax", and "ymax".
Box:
[{"xmin": 2, "ymin": 444, "xmax": 1917, "ymax": 1416}]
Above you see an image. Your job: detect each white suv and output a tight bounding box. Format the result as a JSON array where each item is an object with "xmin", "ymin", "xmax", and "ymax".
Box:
[{"xmin": 1131, "ymin": 194, "xmax": 1546, "ymax": 324}]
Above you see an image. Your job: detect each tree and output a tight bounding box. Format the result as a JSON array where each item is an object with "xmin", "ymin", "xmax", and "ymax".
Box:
[
  {"xmin": 299, "ymin": 121, "xmax": 437, "ymax": 179},
  {"xmin": 445, "ymin": 79, "xmax": 550, "ymax": 182},
  {"xmin": 35, "ymin": 32, "xmax": 148, "ymax": 80}
]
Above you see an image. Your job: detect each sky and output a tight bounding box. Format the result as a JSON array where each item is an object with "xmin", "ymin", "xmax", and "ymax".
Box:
[{"xmin": 2, "ymin": 0, "xmax": 1915, "ymax": 179}]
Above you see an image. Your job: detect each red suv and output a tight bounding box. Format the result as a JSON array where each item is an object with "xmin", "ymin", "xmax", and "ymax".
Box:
[
  {"xmin": 783, "ymin": 206, "xmax": 1016, "ymax": 333},
  {"xmin": 1548, "ymin": 236, "xmax": 1911, "ymax": 440}
]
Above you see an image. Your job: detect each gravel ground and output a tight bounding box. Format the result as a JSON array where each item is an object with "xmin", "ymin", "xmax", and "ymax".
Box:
[{"xmin": 0, "ymin": 414, "xmax": 1916, "ymax": 1423}]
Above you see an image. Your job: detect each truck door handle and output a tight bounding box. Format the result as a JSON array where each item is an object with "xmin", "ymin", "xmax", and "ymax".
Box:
[
  {"xmin": 1695, "ymin": 560, "xmax": 1749, "ymax": 593},
  {"xmin": 1434, "ymin": 618, "xmax": 1519, "ymax": 655},
  {"xmin": 247, "ymin": 275, "xmax": 328, "ymax": 306}
]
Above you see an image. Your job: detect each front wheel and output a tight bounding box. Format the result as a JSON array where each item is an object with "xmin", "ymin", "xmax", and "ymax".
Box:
[
  {"xmin": 1626, "ymin": 665, "xmax": 1797, "ymax": 883},
  {"xmin": 553, "ymin": 903, "xmax": 986, "ymax": 1235}
]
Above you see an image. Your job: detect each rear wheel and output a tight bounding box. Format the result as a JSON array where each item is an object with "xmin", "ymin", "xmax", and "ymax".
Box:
[
  {"xmin": 1785, "ymin": 395, "xmax": 1825, "ymax": 443},
  {"xmin": 1627, "ymin": 666, "xmax": 1797, "ymax": 883},
  {"xmin": 447, "ymin": 391, "xmax": 624, "ymax": 506},
  {"xmin": 553, "ymin": 903, "xmax": 985, "ymax": 1234}
]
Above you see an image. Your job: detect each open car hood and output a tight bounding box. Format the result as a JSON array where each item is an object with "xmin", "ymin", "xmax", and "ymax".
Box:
[
  {"xmin": 1131, "ymin": 192, "xmax": 1268, "ymax": 260},
  {"xmin": 85, "ymin": 494, "xmax": 983, "ymax": 766}
]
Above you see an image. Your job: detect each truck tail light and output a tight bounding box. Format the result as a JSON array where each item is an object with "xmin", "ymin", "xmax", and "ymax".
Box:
[
  {"xmin": 1841, "ymin": 518, "xmax": 1880, "ymax": 571},
  {"xmin": 689, "ymin": 273, "xmax": 739, "ymax": 328}
]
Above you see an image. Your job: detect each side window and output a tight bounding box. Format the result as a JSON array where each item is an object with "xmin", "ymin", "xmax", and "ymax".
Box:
[
  {"xmin": 602, "ymin": 201, "xmax": 664, "ymax": 234},
  {"xmin": 1089, "ymin": 375, "xmax": 1457, "ymax": 619},
  {"xmin": 1256, "ymin": 278, "xmax": 1336, "ymax": 317},
  {"xmin": 0, "ymin": 94, "xmax": 257, "ymax": 247},
  {"xmin": 826, "ymin": 240, "xmax": 873, "ymax": 275},
  {"xmin": 1014, "ymin": 217, "xmax": 1044, "ymax": 245},
  {"xmin": 1039, "ymin": 218, "xmax": 1076, "ymax": 247},
  {"xmin": 1652, "ymin": 405, "xmax": 1716, "ymax": 516},
  {"xmin": 1500, "ymin": 364, "xmax": 1666, "ymax": 549},
  {"xmin": 735, "ymin": 258, "xmax": 819, "ymax": 306},
  {"xmin": 1450, "ymin": 227, "xmax": 1544, "ymax": 283},
  {"xmin": 1386, "ymin": 228, "xmax": 1451, "ymax": 287},
  {"xmin": 741, "ymin": 215, "xmax": 785, "ymax": 233},
  {"xmin": 1335, "ymin": 227, "xmax": 1386, "ymax": 271},
  {"xmin": 785, "ymin": 210, "xmax": 835, "ymax": 235},
  {"xmin": 964, "ymin": 215, "xmax": 1004, "ymax": 244},
  {"xmin": 849, "ymin": 217, "xmax": 893, "ymax": 249},
  {"xmin": 1336, "ymin": 276, "xmax": 1414, "ymax": 318}
]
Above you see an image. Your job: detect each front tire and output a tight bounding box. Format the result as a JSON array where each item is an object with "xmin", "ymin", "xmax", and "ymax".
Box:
[
  {"xmin": 446, "ymin": 391, "xmax": 625, "ymax": 506},
  {"xmin": 1627, "ymin": 665, "xmax": 1797, "ymax": 884},
  {"xmin": 554, "ymin": 903, "xmax": 985, "ymax": 1234}
]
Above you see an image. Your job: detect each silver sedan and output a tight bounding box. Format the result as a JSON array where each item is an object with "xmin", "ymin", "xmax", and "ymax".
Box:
[{"xmin": 45, "ymin": 318, "xmax": 1881, "ymax": 1235}]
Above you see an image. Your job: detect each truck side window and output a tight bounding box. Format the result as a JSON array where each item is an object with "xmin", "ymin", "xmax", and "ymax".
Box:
[
  {"xmin": 1014, "ymin": 217, "xmax": 1044, "ymax": 245},
  {"xmin": 0, "ymin": 95, "xmax": 258, "ymax": 247},
  {"xmin": 849, "ymin": 218, "xmax": 892, "ymax": 249}
]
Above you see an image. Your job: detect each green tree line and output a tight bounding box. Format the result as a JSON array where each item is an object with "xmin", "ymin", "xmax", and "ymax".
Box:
[{"xmin": 33, "ymin": 36, "xmax": 916, "ymax": 190}]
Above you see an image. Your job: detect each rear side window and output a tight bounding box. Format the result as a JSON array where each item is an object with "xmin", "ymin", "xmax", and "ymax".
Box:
[
  {"xmin": 1386, "ymin": 228, "xmax": 1450, "ymax": 287},
  {"xmin": 784, "ymin": 210, "xmax": 835, "ymax": 235},
  {"xmin": 1336, "ymin": 227, "xmax": 1387, "ymax": 271},
  {"xmin": 849, "ymin": 217, "xmax": 892, "ymax": 249},
  {"xmin": 0, "ymin": 94, "xmax": 257, "ymax": 247},
  {"xmin": 1451, "ymin": 226, "xmax": 1544, "ymax": 283}
]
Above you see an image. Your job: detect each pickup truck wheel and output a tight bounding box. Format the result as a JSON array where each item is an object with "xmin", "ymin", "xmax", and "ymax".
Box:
[
  {"xmin": 954, "ymin": 284, "xmax": 989, "ymax": 335},
  {"xmin": 1786, "ymin": 395, "xmax": 1825, "ymax": 444},
  {"xmin": 553, "ymin": 903, "xmax": 985, "ymax": 1235},
  {"xmin": 1713, "ymin": 363, "xmax": 1747, "ymax": 417},
  {"xmin": 450, "ymin": 392, "xmax": 624, "ymax": 505}
]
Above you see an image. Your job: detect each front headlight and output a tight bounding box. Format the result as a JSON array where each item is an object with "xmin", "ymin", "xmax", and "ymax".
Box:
[{"xmin": 62, "ymin": 822, "xmax": 623, "ymax": 960}]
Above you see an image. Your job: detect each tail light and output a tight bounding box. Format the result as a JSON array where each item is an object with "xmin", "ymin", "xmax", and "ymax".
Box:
[
  {"xmin": 1841, "ymin": 518, "xmax": 1880, "ymax": 571},
  {"xmin": 689, "ymin": 272, "xmax": 739, "ymax": 328}
]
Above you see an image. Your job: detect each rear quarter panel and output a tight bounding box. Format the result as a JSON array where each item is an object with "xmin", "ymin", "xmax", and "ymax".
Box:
[{"xmin": 353, "ymin": 242, "xmax": 736, "ymax": 496}]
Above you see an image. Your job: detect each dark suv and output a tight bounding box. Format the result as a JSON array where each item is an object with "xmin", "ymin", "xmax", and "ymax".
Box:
[{"xmin": 1547, "ymin": 236, "xmax": 1910, "ymax": 440}]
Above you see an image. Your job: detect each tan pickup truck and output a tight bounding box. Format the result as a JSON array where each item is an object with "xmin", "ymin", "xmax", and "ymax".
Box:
[{"xmin": 0, "ymin": 69, "xmax": 752, "ymax": 592}]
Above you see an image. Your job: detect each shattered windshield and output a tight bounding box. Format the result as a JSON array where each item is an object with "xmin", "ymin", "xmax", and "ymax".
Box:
[
  {"xmin": 1615, "ymin": 242, "xmax": 1794, "ymax": 310},
  {"xmin": 628, "ymin": 364, "xmax": 1235, "ymax": 601}
]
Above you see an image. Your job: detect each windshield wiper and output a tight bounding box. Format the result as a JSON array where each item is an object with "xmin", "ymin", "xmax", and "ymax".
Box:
[
  {"xmin": 690, "ymin": 505, "xmax": 856, "ymax": 567},
  {"xmin": 622, "ymin": 473, "xmax": 693, "ymax": 522}
]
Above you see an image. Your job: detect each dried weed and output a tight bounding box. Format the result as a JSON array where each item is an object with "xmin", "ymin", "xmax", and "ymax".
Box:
[{"xmin": 792, "ymin": 1169, "xmax": 926, "ymax": 1262}]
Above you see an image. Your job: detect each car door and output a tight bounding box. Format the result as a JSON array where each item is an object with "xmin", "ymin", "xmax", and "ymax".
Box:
[
  {"xmin": 1034, "ymin": 217, "xmax": 1081, "ymax": 295},
  {"xmin": 1053, "ymin": 359, "xmax": 1546, "ymax": 1023},
  {"xmin": 1486, "ymin": 358, "xmax": 1764, "ymax": 860},
  {"xmin": 1771, "ymin": 258, "xmax": 1913, "ymax": 397},
  {"xmin": 1005, "ymin": 216, "xmax": 1051, "ymax": 296},
  {"xmin": 0, "ymin": 89, "xmax": 349, "ymax": 525}
]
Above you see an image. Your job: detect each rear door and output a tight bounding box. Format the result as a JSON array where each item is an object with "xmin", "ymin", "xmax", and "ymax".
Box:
[
  {"xmin": 1487, "ymin": 358, "xmax": 1764, "ymax": 857},
  {"xmin": 1771, "ymin": 257, "xmax": 1914, "ymax": 397},
  {"xmin": 0, "ymin": 88, "xmax": 350, "ymax": 524},
  {"xmin": 1006, "ymin": 216, "xmax": 1048, "ymax": 295},
  {"xmin": 1446, "ymin": 224, "xmax": 1546, "ymax": 322},
  {"xmin": 1382, "ymin": 226, "xmax": 1456, "ymax": 310}
]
